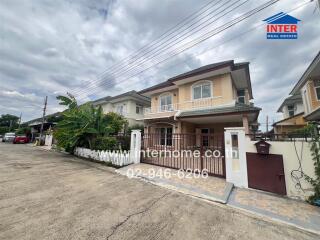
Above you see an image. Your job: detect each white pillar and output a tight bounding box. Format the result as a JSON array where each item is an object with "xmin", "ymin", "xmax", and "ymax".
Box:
[
  {"xmin": 224, "ymin": 127, "xmax": 248, "ymax": 188},
  {"xmin": 130, "ymin": 130, "xmax": 142, "ymax": 164}
]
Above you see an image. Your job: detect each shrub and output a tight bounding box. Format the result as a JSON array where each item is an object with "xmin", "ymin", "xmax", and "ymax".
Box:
[
  {"xmin": 93, "ymin": 136, "xmax": 118, "ymax": 151},
  {"xmin": 54, "ymin": 94, "xmax": 128, "ymax": 153},
  {"xmin": 126, "ymin": 124, "xmax": 144, "ymax": 135},
  {"xmin": 15, "ymin": 127, "xmax": 31, "ymax": 136},
  {"xmin": 304, "ymin": 123, "xmax": 320, "ymax": 204}
]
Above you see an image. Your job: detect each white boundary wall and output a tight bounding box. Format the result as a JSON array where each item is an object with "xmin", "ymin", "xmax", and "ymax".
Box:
[
  {"xmin": 74, "ymin": 130, "xmax": 142, "ymax": 167},
  {"xmin": 225, "ymin": 127, "xmax": 316, "ymax": 200},
  {"xmin": 224, "ymin": 127, "xmax": 248, "ymax": 188},
  {"xmin": 245, "ymin": 137, "xmax": 316, "ymax": 200},
  {"xmin": 74, "ymin": 148, "xmax": 132, "ymax": 166}
]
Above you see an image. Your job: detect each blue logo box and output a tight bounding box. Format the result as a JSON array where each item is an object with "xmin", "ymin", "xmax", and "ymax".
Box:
[{"xmin": 267, "ymin": 33, "xmax": 298, "ymax": 39}]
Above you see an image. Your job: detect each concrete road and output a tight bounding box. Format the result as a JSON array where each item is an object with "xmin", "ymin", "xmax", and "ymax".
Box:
[{"xmin": 0, "ymin": 143, "xmax": 318, "ymax": 240}]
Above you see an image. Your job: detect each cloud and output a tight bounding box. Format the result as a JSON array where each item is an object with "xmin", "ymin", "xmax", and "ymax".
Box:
[{"xmin": 0, "ymin": 0, "xmax": 319, "ymax": 128}]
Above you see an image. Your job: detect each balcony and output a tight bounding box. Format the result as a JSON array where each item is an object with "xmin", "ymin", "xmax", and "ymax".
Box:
[
  {"xmin": 144, "ymin": 97, "xmax": 224, "ymax": 118},
  {"xmin": 144, "ymin": 104, "xmax": 178, "ymax": 115}
]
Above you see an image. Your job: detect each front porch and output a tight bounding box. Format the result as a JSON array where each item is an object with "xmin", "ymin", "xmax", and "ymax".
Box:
[
  {"xmin": 141, "ymin": 104, "xmax": 260, "ymax": 177},
  {"xmin": 143, "ymin": 110, "xmax": 254, "ymax": 150},
  {"xmin": 144, "ymin": 103, "xmax": 260, "ymax": 136}
]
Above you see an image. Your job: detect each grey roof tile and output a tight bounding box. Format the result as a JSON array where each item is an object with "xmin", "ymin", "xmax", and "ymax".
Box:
[{"xmin": 178, "ymin": 103, "xmax": 261, "ymax": 118}]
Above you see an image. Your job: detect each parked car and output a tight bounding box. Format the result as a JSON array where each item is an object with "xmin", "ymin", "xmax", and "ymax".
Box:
[
  {"xmin": 13, "ymin": 135, "xmax": 30, "ymax": 144},
  {"xmin": 2, "ymin": 133, "xmax": 16, "ymax": 142}
]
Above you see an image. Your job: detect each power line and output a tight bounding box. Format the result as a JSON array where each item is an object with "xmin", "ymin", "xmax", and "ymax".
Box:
[
  {"xmin": 75, "ymin": 0, "xmax": 281, "ymax": 101},
  {"xmin": 74, "ymin": 0, "xmax": 254, "ymax": 98},
  {"xmin": 73, "ymin": 0, "xmax": 242, "ymax": 96},
  {"xmin": 98, "ymin": 0, "xmax": 243, "ymax": 80},
  {"xmin": 77, "ymin": 0, "xmax": 312, "ymax": 102},
  {"xmin": 93, "ymin": 0, "xmax": 223, "ymax": 79}
]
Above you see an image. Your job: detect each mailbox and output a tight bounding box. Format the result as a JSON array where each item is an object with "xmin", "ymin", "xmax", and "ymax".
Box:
[{"xmin": 254, "ymin": 140, "xmax": 271, "ymax": 154}]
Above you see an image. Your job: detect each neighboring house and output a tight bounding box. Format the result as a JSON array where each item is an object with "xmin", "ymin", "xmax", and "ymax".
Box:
[
  {"xmin": 289, "ymin": 51, "xmax": 320, "ymax": 121},
  {"xmin": 139, "ymin": 60, "xmax": 261, "ymax": 141},
  {"xmin": 25, "ymin": 112, "xmax": 61, "ymax": 141},
  {"xmin": 273, "ymin": 94, "xmax": 307, "ymax": 134},
  {"xmin": 92, "ymin": 90, "xmax": 150, "ymax": 127}
]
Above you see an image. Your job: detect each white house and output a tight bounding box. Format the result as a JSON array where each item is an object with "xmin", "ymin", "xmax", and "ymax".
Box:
[{"xmin": 92, "ymin": 90, "xmax": 150, "ymax": 127}]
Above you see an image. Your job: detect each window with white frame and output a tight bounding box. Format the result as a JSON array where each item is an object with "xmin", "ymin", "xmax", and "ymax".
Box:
[
  {"xmin": 159, "ymin": 94, "xmax": 173, "ymax": 112},
  {"xmin": 136, "ymin": 105, "xmax": 143, "ymax": 114},
  {"xmin": 192, "ymin": 81, "xmax": 212, "ymax": 100},
  {"xmin": 287, "ymin": 105, "xmax": 294, "ymax": 117},
  {"xmin": 237, "ymin": 89, "xmax": 245, "ymax": 104},
  {"xmin": 116, "ymin": 105, "xmax": 125, "ymax": 115},
  {"xmin": 314, "ymin": 80, "xmax": 320, "ymax": 101}
]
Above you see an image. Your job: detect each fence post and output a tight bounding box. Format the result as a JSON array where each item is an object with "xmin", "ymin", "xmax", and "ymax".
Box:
[
  {"xmin": 130, "ymin": 130, "xmax": 142, "ymax": 164},
  {"xmin": 224, "ymin": 127, "xmax": 248, "ymax": 188}
]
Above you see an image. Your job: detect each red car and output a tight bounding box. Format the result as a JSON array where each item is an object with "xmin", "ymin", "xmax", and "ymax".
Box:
[{"xmin": 13, "ymin": 135, "xmax": 30, "ymax": 144}]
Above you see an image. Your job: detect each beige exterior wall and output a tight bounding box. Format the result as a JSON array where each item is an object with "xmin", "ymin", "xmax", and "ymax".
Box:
[
  {"xmin": 180, "ymin": 121, "xmax": 242, "ymax": 134},
  {"xmin": 245, "ymin": 138, "xmax": 316, "ymax": 200},
  {"xmin": 150, "ymin": 89, "xmax": 179, "ymax": 111},
  {"xmin": 274, "ymin": 114, "xmax": 307, "ymax": 134},
  {"xmin": 177, "ymin": 73, "xmax": 235, "ymax": 110},
  {"xmin": 145, "ymin": 73, "xmax": 240, "ymax": 119},
  {"xmin": 306, "ymin": 80, "xmax": 320, "ymax": 111}
]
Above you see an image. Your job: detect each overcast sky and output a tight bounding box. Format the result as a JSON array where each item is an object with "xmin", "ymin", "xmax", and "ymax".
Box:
[{"xmin": 1, "ymin": 0, "xmax": 320, "ymax": 129}]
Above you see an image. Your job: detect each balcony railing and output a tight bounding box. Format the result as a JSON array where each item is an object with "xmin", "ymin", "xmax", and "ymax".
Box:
[
  {"xmin": 144, "ymin": 97, "xmax": 223, "ymax": 115},
  {"xmin": 144, "ymin": 104, "xmax": 178, "ymax": 114}
]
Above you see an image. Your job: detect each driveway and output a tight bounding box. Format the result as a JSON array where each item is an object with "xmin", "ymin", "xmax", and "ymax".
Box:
[{"xmin": 0, "ymin": 143, "xmax": 318, "ymax": 240}]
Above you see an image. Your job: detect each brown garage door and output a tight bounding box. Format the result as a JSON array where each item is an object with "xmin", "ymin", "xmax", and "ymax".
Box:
[{"xmin": 246, "ymin": 152, "xmax": 286, "ymax": 195}]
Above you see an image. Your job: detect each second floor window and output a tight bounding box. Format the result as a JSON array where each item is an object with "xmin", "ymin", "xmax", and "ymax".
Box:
[
  {"xmin": 136, "ymin": 105, "xmax": 143, "ymax": 114},
  {"xmin": 237, "ymin": 90, "xmax": 245, "ymax": 104},
  {"xmin": 116, "ymin": 105, "xmax": 125, "ymax": 115},
  {"xmin": 160, "ymin": 94, "xmax": 173, "ymax": 112},
  {"xmin": 192, "ymin": 81, "xmax": 211, "ymax": 100},
  {"xmin": 287, "ymin": 105, "xmax": 294, "ymax": 117},
  {"xmin": 314, "ymin": 80, "xmax": 320, "ymax": 101}
]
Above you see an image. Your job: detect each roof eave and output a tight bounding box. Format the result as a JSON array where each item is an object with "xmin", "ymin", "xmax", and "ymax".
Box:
[{"xmin": 290, "ymin": 51, "xmax": 320, "ymax": 95}]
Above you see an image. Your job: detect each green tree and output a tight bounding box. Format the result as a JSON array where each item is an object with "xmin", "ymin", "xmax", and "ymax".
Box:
[
  {"xmin": 0, "ymin": 114, "xmax": 19, "ymax": 131},
  {"xmin": 54, "ymin": 94, "xmax": 127, "ymax": 152}
]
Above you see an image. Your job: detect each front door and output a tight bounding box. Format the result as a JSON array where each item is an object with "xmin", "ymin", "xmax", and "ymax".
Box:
[{"xmin": 246, "ymin": 153, "xmax": 287, "ymax": 195}]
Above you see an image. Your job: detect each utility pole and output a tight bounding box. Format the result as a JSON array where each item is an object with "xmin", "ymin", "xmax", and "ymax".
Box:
[
  {"xmin": 266, "ymin": 115, "xmax": 269, "ymax": 133},
  {"xmin": 39, "ymin": 96, "xmax": 48, "ymax": 143},
  {"xmin": 9, "ymin": 120, "xmax": 13, "ymax": 132},
  {"xmin": 18, "ymin": 112, "xmax": 22, "ymax": 129}
]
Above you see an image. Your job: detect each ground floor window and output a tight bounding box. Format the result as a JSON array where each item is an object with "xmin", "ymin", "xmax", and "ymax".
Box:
[
  {"xmin": 201, "ymin": 128, "xmax": 209, "ymax": 147},
  {"xmin": 157, "ymin": 127, "xmax": 173, "ymax": 146}
]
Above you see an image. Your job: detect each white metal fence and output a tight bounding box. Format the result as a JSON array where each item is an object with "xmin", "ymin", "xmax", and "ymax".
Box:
[{"xmin": 74, "ymin": 147, "xmax": 132, "ymax": 167}]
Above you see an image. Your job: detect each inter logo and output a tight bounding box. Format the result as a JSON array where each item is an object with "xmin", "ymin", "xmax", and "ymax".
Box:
[{"xmin": 263, "ymin": 12, "xmax": 301, "ymax": 40}]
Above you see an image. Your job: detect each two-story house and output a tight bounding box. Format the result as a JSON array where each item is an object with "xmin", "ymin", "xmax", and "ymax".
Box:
[
  {"xmin": 273, "ymin": 94, "xmax": 307, "ymax": 134},
  {"xmin": 139, "ymin": 60, "xmax": 261, "ymax": 146},
  {"xmin": 92, "ymin": 90, "xmax": 150, "ymax": 127},
  {"xmin": 289, "ymin": 51, "xmax": 320, "ymax": 122}
]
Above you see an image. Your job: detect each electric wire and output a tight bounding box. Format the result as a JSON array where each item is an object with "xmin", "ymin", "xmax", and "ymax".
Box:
[{"xmin": 75, "ymin": 0, "xmax": 280, "ymax": 101}]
